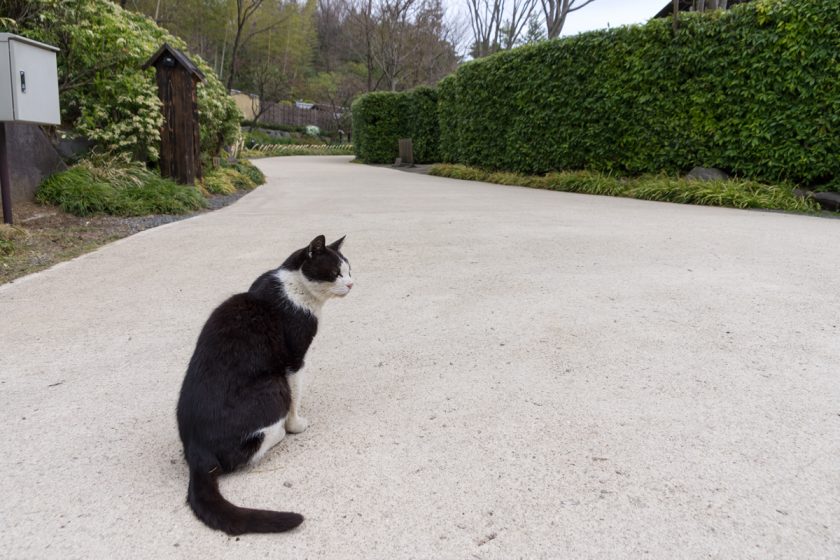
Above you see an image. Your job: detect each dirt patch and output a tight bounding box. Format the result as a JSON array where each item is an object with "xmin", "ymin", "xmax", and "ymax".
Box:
[{"xmin": 0, "ymin": 192, "xmax": 248, "ymax": 285}]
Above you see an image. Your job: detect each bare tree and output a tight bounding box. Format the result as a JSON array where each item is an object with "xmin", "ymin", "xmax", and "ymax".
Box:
[
  {"xmin": 227, "ymin": 0, "xmax": 289, "ymax": 90},
  {"xmin": 466, "ymin": 0, "xmax": 537, "ymax": 58},
  {"xmin": 244, "ymin": 63, "xmax": 289, "ymax": 123},
  {"xmin": 316, "ymin": 0, "xmax": 349, "ymax": 72},
  {"xmin": 466, "ymin": 0, "xmax": 502, "ymax": 57},
  {"xmin": 346, "ymin": 0, "xmax": 458, "ymax": 91},
  {"xmin": 540, "ymin": 0, "xmax": 597, "ymax": 40},
  {"xmin": 347, "ymin": 0, "xmax": 380, "ymax": 91},
  {"xmin": 500, "ymin": 0, "xmax": 537, "ymax": 49}
]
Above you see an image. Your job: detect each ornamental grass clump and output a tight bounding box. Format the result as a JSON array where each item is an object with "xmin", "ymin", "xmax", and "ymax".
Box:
[
  {"xmin": 429, "ymin": 164, "xmax": 820, "ymax": 214},
  {"xmin": 37, "ymin": 158, "xmax": 206, "ymax": 216},
  {"xmin": 232, "ymin": 160, "xmax": 266, "ymax": 186}
]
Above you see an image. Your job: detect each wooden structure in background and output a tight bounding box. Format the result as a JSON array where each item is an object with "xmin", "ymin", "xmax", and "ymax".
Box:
[
  {"xmin": 398, "ymin": 138, "xmax": 414, "ymax": 167},
  {"xmin": 143, "ymin": 44, "xmax": 204, "ymax": 185}
]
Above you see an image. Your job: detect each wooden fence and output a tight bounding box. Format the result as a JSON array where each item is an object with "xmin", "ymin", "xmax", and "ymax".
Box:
[{"xmin": 261, "ymin": 103, "xmax": 345, "ymax": 132}]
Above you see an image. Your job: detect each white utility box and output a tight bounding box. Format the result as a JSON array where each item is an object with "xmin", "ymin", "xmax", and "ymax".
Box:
[{"xmin": 0, "ymin": 33, "xmax": 60, "ymax": 125}]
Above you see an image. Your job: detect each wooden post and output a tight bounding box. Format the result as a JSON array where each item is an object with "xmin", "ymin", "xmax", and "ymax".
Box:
[
  {"xmin": 143, "ymin": 44, "xmax": 205, "ymax": 185},
  {"xmin": 398, "ymin": 138, "xmax": 414, "ymax": 167},
  {"xmin": 0, "ymin": 123, "xmax": 12, "ymax": 224}
]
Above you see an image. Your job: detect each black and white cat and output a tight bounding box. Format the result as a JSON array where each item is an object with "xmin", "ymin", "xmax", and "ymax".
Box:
[{"xmin": 176, "ymin": 235, "xmax": 353, "ymax": 535}]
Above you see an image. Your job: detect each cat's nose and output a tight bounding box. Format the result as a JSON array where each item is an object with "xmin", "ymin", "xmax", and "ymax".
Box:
[{"xmin": 346, "ymin": 280, "xmax": 354, "ymax": 289}]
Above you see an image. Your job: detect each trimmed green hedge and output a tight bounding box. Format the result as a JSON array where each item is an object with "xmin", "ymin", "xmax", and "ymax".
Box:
[
  {"xmin": 352, "ymin": 87, "xmax": 439, "ymax": 164},
  {"xmin": 438, "ymin": 0, "xmax": 840, "ymax": 185}
]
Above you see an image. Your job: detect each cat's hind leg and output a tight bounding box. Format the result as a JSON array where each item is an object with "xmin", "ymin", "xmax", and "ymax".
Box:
[{"xmin": 249, "ymin": 417, "xmax": 287, "ymax": 465}]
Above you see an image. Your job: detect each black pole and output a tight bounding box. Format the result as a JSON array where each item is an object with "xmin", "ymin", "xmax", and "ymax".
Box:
[{"xmin": 0, "ymin": 122, "xmax": 12, "ymax": 224}]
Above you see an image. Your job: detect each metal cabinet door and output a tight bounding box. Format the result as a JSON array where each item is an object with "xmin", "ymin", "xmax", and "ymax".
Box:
[{"xmin": 10, "ymin": 39, "xmax": 60, "ymax": 125}]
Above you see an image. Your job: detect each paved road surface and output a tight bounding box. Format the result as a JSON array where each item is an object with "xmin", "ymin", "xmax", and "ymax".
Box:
[{"xmin": 2, "ymin": 156, "xmax": 838, "ymax": 558}]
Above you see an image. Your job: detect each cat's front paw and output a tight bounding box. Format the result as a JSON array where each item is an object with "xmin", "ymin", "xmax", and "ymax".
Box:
[{"xmin": 285, "ymin": 415, "xmax": 309, "ymax": 434}]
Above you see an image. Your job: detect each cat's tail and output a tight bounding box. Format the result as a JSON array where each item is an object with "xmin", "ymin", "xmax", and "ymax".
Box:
[{"xmin": 187, "ymin": 464, "xmax": 304, "ymax": 535}]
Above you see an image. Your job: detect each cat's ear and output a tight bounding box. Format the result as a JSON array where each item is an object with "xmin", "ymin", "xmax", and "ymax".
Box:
[
  {"xmin": 307, "ymin": 235, "xmax": 326, "ymax": 257},
  {"xmin": 328, "ymin": 235, "xmax": 346, "ymax": 252}
]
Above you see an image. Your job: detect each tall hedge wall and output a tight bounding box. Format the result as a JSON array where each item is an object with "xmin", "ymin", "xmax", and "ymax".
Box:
[
  {"xmin": 352, "ymin": 87, "xmax": 439, "ymax": 164},
  {"xmin": 438, "ymin": 0, "xmax": 840, "ymax": 185}
]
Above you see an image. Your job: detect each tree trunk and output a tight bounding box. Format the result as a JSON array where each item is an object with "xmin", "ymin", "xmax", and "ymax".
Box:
[
  {"xmin": 672, "ymin": 0, "xmax": 679, "ymax": 31},
  {"xmin": 226, "ymin": 26, "xmax": 243, "ymax": 90}
]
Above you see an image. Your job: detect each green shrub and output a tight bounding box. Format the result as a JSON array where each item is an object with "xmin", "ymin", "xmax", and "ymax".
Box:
[
  {"xmin": 352, "ymin": 86, "xmax": 439, "ymax": 164},
  {"xmin": 405, "ymin": 87, "xmax": 440, "ymax": 163},
  {"xmin": 37, "ymin": 160, "xmax": 206, "ymax": 216},
  {"xmin": 242, "ymin": 144, "xmax": 354, "ymax": 157},
  {"xmin": 201, "ymin": 170, "xmax": 237, "ymax": 195},
  {"xmin": 437, "ymin": 76, "xmax": 460, "ymax": 164},
  {"xmin": 37, "ymin": 167, "xmax": 116, "ymax": 215},
  {"xmin": 221, "ymin": 167, "xmax": 256, "ymax": 190},
  {"xmin": 242, "ymin": 120, "xmax": 307, "ymax": 134},
  {"xmin": 231, "ymin": 160, "xmax": 266, "ymax": 186},
  {"xmin": 0, "ymin": 225, "xmax": 26, "ymax": 258},
  {"xmin": 116, "ymin": 176, "xmax": 206, "ymax": 215},
  {"xmin": 429, "ymin": 164, "xmax": 819, "ymax": 213},
  {"xmin": 245, "ymin": 129, "xmax": 294, "ymax": 147},
  {"xmin": 11, "ymin": 0, "xmax": 240, "ymax": 161},
  {"xmin": 437, "ymin": 0, "xmax": 840, "ymax": 186}
]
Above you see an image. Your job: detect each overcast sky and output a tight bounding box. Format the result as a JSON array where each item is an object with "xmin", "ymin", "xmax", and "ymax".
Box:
[
  {"xmin": 558, "ymin": 0, "xmax": 671, "ymax": 36},
  {"xmin": 452, "ymin": 0, "xmax": 672, "ymax": 40}
]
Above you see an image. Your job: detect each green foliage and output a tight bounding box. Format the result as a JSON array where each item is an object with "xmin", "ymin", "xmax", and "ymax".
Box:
[
  {"xmin": 201, "ymin": 163, "xmax": 265, "ymax": 194},
  {"xmin": 245, "ymin": 129, "xmax": 294, "ymax": 147},
  {"xmin": 352, "ymin": 86, "xmax": 439, "ymax": 164},
  {"xmin": 242, "ymin": 145, "xmax": 354, "ymax": 157},
  {"xmin": 15, "ymin": 0, "xmax": 240, "ymax": 161},
  {"xmin": 244, "ymin": 129, "xmax": 330, "ymax": 147},
  {"xmin": 0, "ymin": 239, "xmax": 13, "ymax": 257},
  {"xmin": 201, "ymin": 169, "xmax": 237, "ymax": 195},
  {"xmin": 37, "ymin": 159, "xmax": 206, "ymax": 216},
  {"xmin": 230, "ymin": 160, "xmax": 266, "ymax": 186},
  {"xmin": 0, "ymin": 225, "xmax": 26, "ymax": 257},
  {"xmin": 222, "ymin": 167, "xmax": 256, "ymax": 190},
  {"xmin": 242, "ymin": 120, "xmax": 307, "ymax": 134},
  {"xmin": 436, "ymin": 0, "xmax": 840, "ymax": 186},
  {"xmin": 429, "ymin": 164, "xmax": 819, "ymax": 213}
]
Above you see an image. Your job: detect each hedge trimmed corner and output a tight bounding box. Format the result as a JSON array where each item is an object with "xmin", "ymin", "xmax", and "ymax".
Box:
[
  {"xmin": 352, "ymin": 87, "xmax": 440, "ymax": 164},
  {"xmin": 438, "ymin": 0, "xmax": 840, "ymax": 186}
]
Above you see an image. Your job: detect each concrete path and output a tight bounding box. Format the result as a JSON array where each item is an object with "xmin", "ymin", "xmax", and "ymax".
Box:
[{"xmin": 2, "ymin": 156, "xmax": 838, "ymax": 559}]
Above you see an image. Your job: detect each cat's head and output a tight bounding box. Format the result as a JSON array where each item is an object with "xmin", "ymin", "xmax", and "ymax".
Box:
[{"xmin": 297, "ymin": 234, "xmax": 353, "ymax": 298}]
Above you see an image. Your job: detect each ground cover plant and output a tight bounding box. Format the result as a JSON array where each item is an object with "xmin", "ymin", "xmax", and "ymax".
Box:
[
  {"xmin": 429, "ymin": 164, "xmax": 820, "ymax": 213},
  {"xmin": 243, "ymin": 144, "xmax": 355, "ymax": 158},
  {"xmin": 36, "ymin": 157, "xmax": 265, "ymax": 217}
]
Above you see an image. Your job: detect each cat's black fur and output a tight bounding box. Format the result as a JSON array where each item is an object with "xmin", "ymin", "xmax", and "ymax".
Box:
[{"xmin": 176, "ymin": 235, "xmax": 348, "ymax": 535}]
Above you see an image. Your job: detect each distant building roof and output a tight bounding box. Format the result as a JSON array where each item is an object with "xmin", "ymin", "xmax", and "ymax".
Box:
[{"xmin": 654, "ymin": 0, "xmax": 753, "ymax": 18}]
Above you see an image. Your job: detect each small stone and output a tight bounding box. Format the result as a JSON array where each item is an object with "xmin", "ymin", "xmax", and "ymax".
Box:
[
  {"xmin": 283, "ymin": 481, "xmax": 292, "ymax": 488},
  {"xmin": 686, "ymin": 167, "xmax": 729, "ymax": 181},
  {"xmin": 811, "ymin": 192, "xmax": 840, "ymax": 212}
]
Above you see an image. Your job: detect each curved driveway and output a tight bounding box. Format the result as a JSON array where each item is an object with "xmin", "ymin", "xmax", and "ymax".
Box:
[{"xmin": 1, "ymin": 156, "xmax": 838, "ymax": 558}]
